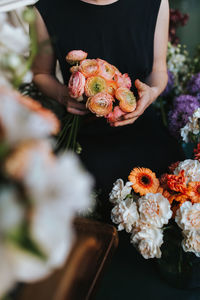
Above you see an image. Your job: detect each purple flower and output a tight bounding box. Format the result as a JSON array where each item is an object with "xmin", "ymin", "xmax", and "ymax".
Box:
[
  {"xmin": 169, "ymin": 94, "xmax": 199, "ymax": 138},
  {"xmin": 187, "ymin": 73, "xmax": 200, "ymax": 95},
  {"xmin": 161, "ymin": 70, "xmax": 175, "ymax": 97}
]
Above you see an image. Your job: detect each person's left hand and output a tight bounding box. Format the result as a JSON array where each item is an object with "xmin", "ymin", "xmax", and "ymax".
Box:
[{"xmin": 113, "ymin": 79, "xmax": 158, "ymax": 127}]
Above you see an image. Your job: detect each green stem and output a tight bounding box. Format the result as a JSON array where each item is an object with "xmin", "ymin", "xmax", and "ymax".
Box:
[
  {"xmin": 66, "ymin": 115, "xmax": 76, "ymax": 149},
  {"xmin": 56, "ymin": 114, "xmax": 73, "ymax": 145}
]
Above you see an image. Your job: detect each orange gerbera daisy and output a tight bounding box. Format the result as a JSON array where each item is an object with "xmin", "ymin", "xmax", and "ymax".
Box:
[
  {"xmin": 186, "ymin": 182, "xmax": 200, "ymax": 203},
  {"xmin": 167, "ymin": 170, "xmax": 187, "ymax": 194},
  {"xmin": 128, "ymin": 167, "xmax": 159, "ymax": 196}
]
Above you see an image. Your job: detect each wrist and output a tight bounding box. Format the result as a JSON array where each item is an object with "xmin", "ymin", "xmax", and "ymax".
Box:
[
  {"xmin": 57, "ymin": 86, "xmax": 69, "ymax": 105},
  {"xmin": 150, "ymin": 86, "xmax": 159, "ymax": 103}
]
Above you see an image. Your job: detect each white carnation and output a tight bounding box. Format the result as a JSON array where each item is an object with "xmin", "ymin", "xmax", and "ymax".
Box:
[
  {"xmin": 138, "ymin": 193, "xmax": 172, "ymax": 228},
  {"xmin": 131, "ymin": 227, "xmax": 163, "ymax": 259},
  {"xmin": 109, "ymin": 179, "xmax": 132, "ymax": 204},
  {"xmin": 181, "ymin": 108, "xmax": 200, "ymax": 143},
  {"xmin": 182, "ymin": 230, "xmax": 200, "ymax": 258},
  {"xmin": 175, "ymin": 201, "xmax": 200, "ymax": 231},
  {"xmin": 111, "ymin": 198, "xmax": 139, "ymax": 233},
  {"xmin": 174, "ymin": 159, "xmax": 200, "ymax": 182}
]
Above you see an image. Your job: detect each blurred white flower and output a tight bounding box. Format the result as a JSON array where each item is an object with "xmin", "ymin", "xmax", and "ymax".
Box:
[
  {"xmin": 0, "ymin": 89, "xmax": 59, "ymax": 145},
  {"xmin": 174, "ymin": 159, "xmax": 200, "ymax": 183},
  {"xmin": 109, "ymin": 179, "xmax": 132, "ymax": 204},
  {"xmin": 131, "ymin": 226, "xmax": 163, "ymax": 259},
  {"xmin": 0, "ymin": 0, "xmax": 38, "ymax": 12},
  {"xmin": 111, "ymin": 198, "xmax": 139, "ymax": 233},
  {"xmin": 182, "ymin": 230, "xmax": 200, "ymax": 258},
  {"xmin": 175, "ymin": 201, "xmax": 200, "ymax": 231},
  {"xmin": 138, "ymin": 193, "xmax": 172, "ymax": 228},
  {"xmin": 181, "ymin": 108, "xmax": 200, "ymax": 143}
]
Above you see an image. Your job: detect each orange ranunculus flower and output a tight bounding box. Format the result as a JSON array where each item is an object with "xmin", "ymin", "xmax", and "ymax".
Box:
[
  {"xmin": 194, "ymin": 143, "xmax": 200, "ymax": 161},
  {"xmin": 79, "ymin": 59, "xmax": 99, "ymax": 77},
  {"xmin": 66, "ymin": 50, "xmax": 88, "ymax": 65},
  {"xmin": 114, "ymin": 73, "xmax": 132, "ymax": 89},
  {"xmin": 128, "ymin": 167, "xmax": 160, "ymax": 196},
  {"xmin": 115, "ymin": 87, "xmax": 136, "ymax": 113},
  {"xmin": 70, "ymin": 65, "xmax": 80, "ymax": 73},
  {"xmin": 68, "ymin": 71, "xmax": 86, "ymax": 100},
  {"xmin": 107, "ymin": 106, "xmax": 126, "ymax": 123},
  {"xmin": 85, "ymin": 76, "xmax": 107, "ymax": 97},
  {"xmin": 97, "ymin": 59, "xmax": 115, "ymax": 81},
  {"xmin": 185, "ymin": 182, "xmax": 200, "ymax": 203},
  {"xmin": 86, "ymin": 92, "xmax": 114, "ymax": 117},
  {"xmin": 167, "ymin": 170, "xmax": 187, "ymax": 194},
  {"xmin": 107, "ymin": 81, "xmax": 118, "ymax": 96}
]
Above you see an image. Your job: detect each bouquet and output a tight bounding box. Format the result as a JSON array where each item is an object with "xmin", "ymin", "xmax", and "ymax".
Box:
[
  {"xmin": 57, "ymin": 50, "xmax": 137, "ymax": 151},
  {"xmin": 110, "ymin": 155, "xmax": 200, "ymax": 261}
]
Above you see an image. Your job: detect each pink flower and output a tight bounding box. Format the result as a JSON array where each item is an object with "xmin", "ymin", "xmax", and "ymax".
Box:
[
  {"xmin": 86, "ymin": 92, "xmax": 114, "ymax": 117},
  {"xmin": 97, "ymin": 59, "xmax": 115, "ymax": 81},
  {"xmin": 107, "ymin": 106, "xmax": 126, "ymax": 123},
  {"xmin": 114, "ymin": 73, "xmax": 132, "ymax": 89},
  {"xmin": 68, "ymin": 71, "xmax": 86, "ymax": 100},
  {"xmin": 66, "ymin": 50, "xmax": 88, "ymax": 65}
]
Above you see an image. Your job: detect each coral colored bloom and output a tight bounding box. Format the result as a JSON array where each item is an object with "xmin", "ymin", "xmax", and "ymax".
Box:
[
  {"xmin": 107, "ymin": 106, "xmax": 126, "ymax": 123},
  {"xmin": 186, "ymin": 182, "xmax": 200, "ymax": 203},
  {"xmin": 79, "ymin": 59, "xmax": 99, "ymax": 77},
  {"xmin": 66, "ymin": 50, "xmax": 88, "ymax": 65},
  {"xmin": 70, "ymin": 65, "xmax": 80, "ymax": 73},
  {"xmin": 167, "ymin": 170, "xmax": 187, "ymax": 194},
  {"xmin": 85, "ymin": 76, "xmax": 107, "ymax": 97},
  {"xmin": 86, "ymin": 92, "xmax": 114, "ymax": 117},
  {"xmin": 68, "ymin": 71, "xmax": 86, "ymax": 100},
  {"xmin": 194, "ymin": 143, "xmax": 200, "ymax": 162},
  {"xmin": 115, "ymin": 87, "xmax": 136, "ymax": 113},
  {"xmin": 114, "ymin": 73, "xmax": 132, "ymax": 89},
  {"xmin": 97, "ymin": 59, "xmax": 115, "ymax": 81},
  {"xmin": 107, "ymin": 81, "xmax": 118, "ymax": 96},
  {"xmin": 128, "ymin": 167, "xmax": 160, "ymax": 196}
]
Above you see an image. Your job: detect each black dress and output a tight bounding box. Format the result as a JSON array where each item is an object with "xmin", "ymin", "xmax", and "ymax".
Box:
[{"xmin": 34, "ymin": 1, "xmax": 200, "ymax": 299}]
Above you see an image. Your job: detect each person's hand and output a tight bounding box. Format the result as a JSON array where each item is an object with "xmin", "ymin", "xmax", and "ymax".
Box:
[
  {"xmin": 62, "ymin": 87, "xmax": 89, "ymax": 116},
  {"xmin": 113, "ymin": 79, "xmax": 159, "ymax": 127}
]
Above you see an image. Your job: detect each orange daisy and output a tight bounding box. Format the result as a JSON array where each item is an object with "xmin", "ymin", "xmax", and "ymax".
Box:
[
  {"xmin": 128, "ymin": 167, "xmax": 159, "ymax": 196},
  {"xmin": 167, "ymin": 170, "xmax": 187, "ymax": 194},
  {"xmin": 186, "ymin": 182, "xmax": 200, "ymax": 203}
]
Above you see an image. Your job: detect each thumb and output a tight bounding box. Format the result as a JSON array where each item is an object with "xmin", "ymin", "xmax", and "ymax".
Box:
[{"xmin": 135, "ymin": 79, "xmax": 147, "ymax": 92}]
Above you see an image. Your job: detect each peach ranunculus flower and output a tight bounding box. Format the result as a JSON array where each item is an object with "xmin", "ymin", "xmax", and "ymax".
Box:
[
  {"xmin": 114, "ymin": 73, "xmax": 132, "ymax": 89},
  {"xmin": 107, "ymin": 80, "xmax": 118, "ymax": 96},
  {"xmin": 84, "ymin": 76, "xmax": 107, "ymax": 97},
  {"xmin": 68, "ymin": 71, "xmax": 86, "ymax": 101},
  {"xmin": 79, "ymin": 59, "xmax": 99, "ymax": 77},
  {"xmin": 66, "ymin": 50, "xmax": 88, "ymax": 65},
  {"xmin": 115, "ymin": 87, "xmax": 136, "ymax": 113},
  {"xmin": 107, "ymin": 106, "xmax": 126, "ymax": 123},
  {"xmin": 86, "ymin": 92, "xmax": 114, "ymax": 117},
  {"xmin": 97, "ymin": 59, "xmax": 115, "ymax": 81}
]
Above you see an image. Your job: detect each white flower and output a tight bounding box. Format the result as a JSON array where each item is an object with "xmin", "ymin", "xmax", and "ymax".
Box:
[
  {"xmin": 0, "ymin": 89, "xmax": 57, "ymax": 145},
  {"xmin": 0, "ymin": 1, "xmax": 38, "ymax": 12},
  {"xmin": 138, "ymin": 193, "xmax": 172, "ymax": 228},
  {"xmin": 174, "ymin": 159, "xmax": 200, "ymax": 182},
  {"xmin": 181, "ymin": 108, "xmax": 200, "ymax": 143},
  {"xmin": 131, "ymin": 227, "xmax": 163, "ymax": 259},
  {"xmin": 111, "ymin": 198, "xmax": 139, "ymax": 233},
  {"xmin": 109, "ymin": 179, "xmax": 132, "ymax": 204},
  {"xmin": 182, "ymin": 230, "xmax": 200, "ymax": 258},
  {"xmin": 175, "ymin": 202, "xmax": 200, "ymax": 231}
]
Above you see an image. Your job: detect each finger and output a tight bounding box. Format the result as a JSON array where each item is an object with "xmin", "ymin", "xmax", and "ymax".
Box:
[
  {"xmin": 67, "ymin": 107, "xmax": 89, "ymax": 115},
  {"xmin": 124, "ymin": 100, "xmax": 146, "ymax": 120},
  {"xmin": 68, "ymin": 99, "xmax": 87, "ymax": 110},
  {"xmin": 114, "ymin": 117, "xmax": 138, "ymax": 127},
  {"xmin": 135, "ymin": 79, "xmax": 148, "ymax": 92}
]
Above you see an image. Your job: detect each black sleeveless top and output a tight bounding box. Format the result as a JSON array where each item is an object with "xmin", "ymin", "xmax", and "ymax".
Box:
[{"xmin": 35, "ymin": 0, "xmax": 161, "ymax": 85}]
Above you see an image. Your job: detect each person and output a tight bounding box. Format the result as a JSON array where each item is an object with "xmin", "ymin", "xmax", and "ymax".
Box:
[{"xmin": 32, "ymin": 1, "xmax": 199, "ymax": 299}]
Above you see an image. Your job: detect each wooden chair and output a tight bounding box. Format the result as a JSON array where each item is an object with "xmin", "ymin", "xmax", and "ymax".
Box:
[{"xmin": 16, "ymin": 218, "xmax": 118, "ymax": 300}]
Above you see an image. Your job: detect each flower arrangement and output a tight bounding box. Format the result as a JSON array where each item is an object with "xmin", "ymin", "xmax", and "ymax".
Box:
[
  {"xmin": 110, "ymin": 155, "xmax": 200, "ymax": 261},
  {"xmin": 57, "ymin": 50, "xmax": 136, "ymax": 151}
]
